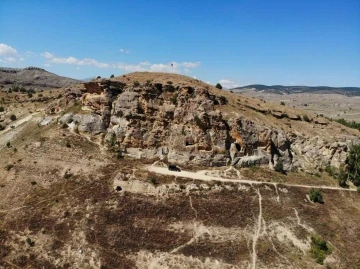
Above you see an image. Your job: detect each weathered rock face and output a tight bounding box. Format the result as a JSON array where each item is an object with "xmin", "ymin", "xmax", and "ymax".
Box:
[{"xmin": 54, "ymin": 78, "xmax": 360, "ymax": 171}]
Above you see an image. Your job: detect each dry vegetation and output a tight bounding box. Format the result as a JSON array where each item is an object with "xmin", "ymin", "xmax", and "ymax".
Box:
[{"xmin": 1, "ymin": 73, "xmax": 360, "ymax": 268}]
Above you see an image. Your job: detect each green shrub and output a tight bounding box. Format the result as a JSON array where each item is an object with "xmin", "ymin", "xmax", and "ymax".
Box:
[
  {"xmin": 10, "ymin": 114, "xmax": 16, "ymax": 121},
  {"xmin": 310, "ymin": 235, "xmax": 332, "ymax": 264},
  {"xmin": 106, "ymin": 133, "xmax": 117, "ymax": 148},
  {"xmin": 348, "ymin": 144, "xmax": 360, "ymax": 186},
  {"xmin": 164, "ymin": 84, "xmax": 175, "ymax": 92},
  {"xmin": 0, "ymin": 106, "xmax": 4, "ymax": 112},
  {"xmin": 194, "ymin": 115, "xmax": 202, "ymax": 127},
  {"xmin": 309, "ymin": 189, "xmax": 323, "ymax": 204},
  {"xmin": 110, "ymin": 74, "xmax": 115, "ymax": 78},
  {"xmin": 335, "ymin": 118, "xmax": 360, "ymax": 131},
  {"xmin": 357, "ymin": 186, "xmax": 360, "ymax": 193},
  {"xmin": 302, "ymin": 115, "xmax": 310, "ymax": 122},
  {"xmin": 170, "ymin": 93, "xmax": 178, "ymax": 105},
  {"xmin": 337, "ymin": 165, "xmax": 348, "ymax": 188},
  {"xmin": 133, "ymin": 81, "xmax": 140, "ymax": 87},
  {"xmin": 26, "ymin": 237, "xmax": 35, "ymax": 247},
  {"xmin": 274, "ymin": 160, "xmax": 285, "ymax": 174},
  {"xmin": 150, "ymin": 177, "xmax": 158, "ymax": 185},
  {"xmin": 215, "ymin": 83, "xmax": 222, "ymax": 89}
]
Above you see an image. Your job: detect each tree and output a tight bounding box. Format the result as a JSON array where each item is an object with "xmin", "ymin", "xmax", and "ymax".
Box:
[
  {"xmin": 215, "ymin": 83, "xmax": 223, "ymax": 89},
  {"xmin": 110, "ymin": 74, "xmax": 115, "ymax": 78},
  {"xmin": 348, "ymin": 144, "xmax": 360, "ymax": 186},
  {"xmin": 97, "ymin": 76, "xmax": 101, "ymax": 79}
]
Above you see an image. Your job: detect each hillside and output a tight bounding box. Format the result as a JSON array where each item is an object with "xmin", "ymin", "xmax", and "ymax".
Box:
[
  {"xmin": 0, "ymin": 66, "xmax": 80, "ymax": 90},
  {"xmin": 1, "ymin": 72, "xmax": 360, "ymax": 268},
  {"xmin": 232, "ymin": 84, "xmax": 360, "ymax": 96}
]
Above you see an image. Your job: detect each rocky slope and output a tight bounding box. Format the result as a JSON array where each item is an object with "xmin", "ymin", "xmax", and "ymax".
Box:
[
  {"xmin": 0, "ymin": 66, "xmax": 80, "ymax": 89},
  {"xmin": 1, "ymin": 72, "xmax": 360, "ymax": 268},
  {"xmin": 48, "ymin": 72, "xmax": 359, "ymax": 173}
]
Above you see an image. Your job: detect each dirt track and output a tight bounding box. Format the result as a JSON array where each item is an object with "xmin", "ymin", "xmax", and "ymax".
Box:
[{"xmin": 147, "ymin": 165, "xmax": 357, "ymax": 192}]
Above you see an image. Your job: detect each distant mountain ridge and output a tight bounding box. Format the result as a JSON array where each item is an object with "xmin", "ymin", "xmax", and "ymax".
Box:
[
  {"xmin": 232, "ymin": 84, "xmax": 360, "ymax": 96},
  {"xmin": 0, "ymin": 66, "xmax": 81, "ymax": 89}
]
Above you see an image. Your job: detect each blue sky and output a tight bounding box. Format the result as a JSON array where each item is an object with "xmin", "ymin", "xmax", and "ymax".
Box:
[{"xmin": 0, "ymin": 0, "xmax": 359, "ymax": 87}]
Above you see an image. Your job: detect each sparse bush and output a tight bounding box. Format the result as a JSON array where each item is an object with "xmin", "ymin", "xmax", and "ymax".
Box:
[
  {"xmin": 62, "ymin": 123, "xmax": 68, "ymax": 129},
  {"xmin": 137, "ymin": 103, "xmax": 144, "ymax": 114},
  {"xmin": 170, "ymin": 93, "xmax": 178, "ymax": 105},
  {"xmin": 150, "ymin": 177, "xmax": 158, "ymax": 186},
  {"xmin": 280, "ymin": 101, "xmax": 285, "ymax": 106},
  {"xmin": 110, "ymin": 74, "xmax": 115, "ymax": 78},
  {"xmin": 115, "ymin": 110, "xmax": 123, "ymax": 117},
  {"xmin": 335, "ymin": 118, "xmax": 360, "ymax": 131},
  {"xmin": 215, "ymin": 83, "xmax": 222, "ymax": 89},
  {"xmin": 302, "ymin": 115, "xmax": 310, "ymax": 122},
  {"xmin": 97, "ymin": 76, "xmax": 101, "ymax": 79},
  {"xmin": 10, "ymin": 114, "xmax": 16, "ymax": 121},
  {"xmin": 357, "ymin": 186, "xmax": 360, "ymax": 193},
  {"xmin": 274, "ymin": 160, "xmax": 285, "ymax": 174},
  {"xmin": 0, "ymin": 125, "xmax": 4, "ymax": 131},
  {"xmin": 116, "ymin": 151, "xmax": 123, "ymax": 159},
  {"xmin": 5, "ymin": 164, "xmax": 13, "ymax": 171},
  {"xmin": 30, "ymin": 181, "xmax": 37, "ymax": 185},
  {"xmin": 133, "ymin": 81, "xmax": 140, "ymax": 87},
  {"xmin": 6, "ymin": 141, "xmax": 10, "ymax": 148},
  {"xmin": 0, "ymin": 106, "xmax": 4, "ymax": 112},
  {"xmin": 194, "ymin": 115, "xmax": 202, "ymax": 127},
  {"xmin": 337, "ymin": 165, "xmax": 348, "ymax": 188},
  {"xmin": 309, "ymin": 189, "xmax": 323, "ymax": 204},
  {"xmin": 348, "ymin": 144, "xmax": 360, "ymax": 186},
  {"xmin": 145, "ymin": 80, "xmax": 152, "ymax": 86},
  {"xmin": 106, "ymin": 133, "xmax": 117, "ymax": 148},
  {"xmin": 38, "ymin": 94, "xmax": 43, "ymax": 97},
  {"xmin": 164, "ymin": 84, "xmax": 175, "ymax": 92},
  {"xmin": 167, "ymin": 81, "xmax": 173, "ymax": 85},
  {"xmin": 28, "ymin": 93, "xmax": 33, "ymax": 98},
  {"xmin": 26, "ymin": 237, "xmax": 35, "ymax": 247},
  {"xmin": 310, "ymin": 235, "xmax": 332, "ymax": 264}
]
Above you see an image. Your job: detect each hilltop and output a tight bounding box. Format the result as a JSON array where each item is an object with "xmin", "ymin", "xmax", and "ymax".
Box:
[
  {"xmin": 1, "ymin": 72, "xmax": 360, "ymax": 268},
  {"xmin": 0, "ymin": 66, "xmax": 80, "ymax": 90}
]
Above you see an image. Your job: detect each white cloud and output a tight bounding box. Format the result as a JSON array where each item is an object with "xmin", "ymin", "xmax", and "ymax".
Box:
[
  {"xmin": 44, "ymin": 63, "xmax": 51, "ymax": 67},
  {"xmin": 19, "ymin": 57, "xmax": 25, "ymax": 61},
  {"xmin": 120, "ymin": 48, "xmax": 130, "ymax": 54},
  {"xmin": 218, "ymin": 79, "xmax": 241, "ymax": 89},
  {"xmin": 26, "ymin": 51, "xmax": 37, "ymax": 58},
  {"xmin": 117, "ymin": 61, "xmax": 201, "ymax": 74},
  {"xmin": 0, "ymin": 44, "xmax": 18, "ymax": 57},
  {"xmin": 4, "ymin": 57, "xmax": 16, "ymax": 63},
  {"xmin": 41, "ymin": 52, "xmax": 110, "ymax": 68},
  {"xmin": 40, "ymin": 51, "xmax": 200, "ymax": 74}
]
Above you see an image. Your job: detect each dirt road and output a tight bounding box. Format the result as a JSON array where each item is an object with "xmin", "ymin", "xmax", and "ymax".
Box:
[{"xmin": 147, "ymin": 165, "xmax": 356, "ymax": 192}]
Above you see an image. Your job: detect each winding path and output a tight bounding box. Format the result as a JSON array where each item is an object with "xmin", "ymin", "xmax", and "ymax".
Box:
[{"xmin": 147, "ymin": 165, "xmax": 357, "ymax": 192}]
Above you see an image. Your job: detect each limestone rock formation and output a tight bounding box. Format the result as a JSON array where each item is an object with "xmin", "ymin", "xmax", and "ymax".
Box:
[{"xmin": 51, "ymin": 72, "xmax": 360, "ymax": 172}]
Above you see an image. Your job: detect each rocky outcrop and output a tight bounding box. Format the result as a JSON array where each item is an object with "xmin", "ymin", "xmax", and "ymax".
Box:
[{"xmin": 52, "ymin": 76, "xmax": 360, "ymax": 171}]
